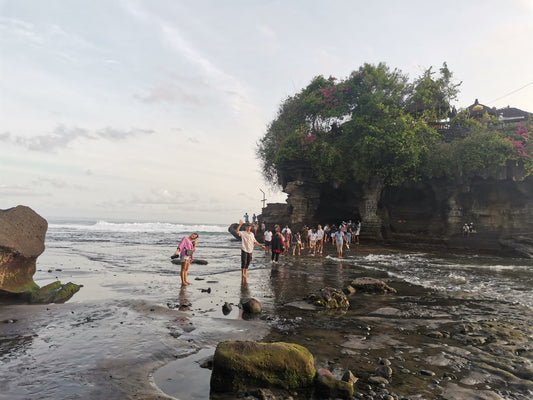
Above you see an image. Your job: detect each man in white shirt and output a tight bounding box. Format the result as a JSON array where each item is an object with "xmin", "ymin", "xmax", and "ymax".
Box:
[
  {"xmin": 263, "ymin": 229, "xmax": 272, "ymax": 255},
  {"xmin": 316, "ymin": 225, "xmax": 324, "ymax": 255},
  {"xmin": 236, "ymin": 220, "xmax": 266, "ymax": 279}
]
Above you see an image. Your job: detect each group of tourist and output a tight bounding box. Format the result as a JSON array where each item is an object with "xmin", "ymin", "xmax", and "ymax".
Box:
[
  {"xmin": 262, "ymin": 220, "xmax": 362, "ymax": 260},
  {"xmin": 462, "ymin": 222, "xmax": 476, "ymax": 237},
  {"xmin": 171, "ymin": 217, "xmax": 362, "ymax": 286}
]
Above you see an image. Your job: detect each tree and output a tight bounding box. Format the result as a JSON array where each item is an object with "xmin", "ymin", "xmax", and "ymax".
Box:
[
  {"xmin": 407, "ymin": 62, "xmax": 461, "ymax": 122},
  {"xmin": 257, "ymin": 62, "xmax": 530, "ymax": 189}
]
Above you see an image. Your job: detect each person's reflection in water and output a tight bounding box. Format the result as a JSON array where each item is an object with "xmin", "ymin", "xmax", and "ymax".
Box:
[
  {"xmin": 239, "ymin": 278, "xmax": 252, "ymax": 320},
  {"xmin": 240, "ymin": 278, "xmax": 250, "ymax": 301},
  {"xmin": 178, "ymin": 286, "xmax": 191, "ymax": 311}
]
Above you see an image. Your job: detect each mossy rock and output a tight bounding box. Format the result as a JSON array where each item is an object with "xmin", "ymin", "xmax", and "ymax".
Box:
[
  {"xmin": 315, "ymin": 373, "xmax": 354, "ymax": 400},
  {"xmin": 30, "ymin": 281, "xmax": 82, "ymax": 304},
  {"xmin": 306, "ymin": 287, "xmax": 349, "ymax": 309},
  {"xmin": 210, "ymin": 341, "xmax": 316, "ymax": 393}
]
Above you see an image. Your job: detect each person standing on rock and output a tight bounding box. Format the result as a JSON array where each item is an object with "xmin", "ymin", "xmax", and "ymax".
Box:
[
  {"xmin": 172, "ymin": 233, "xmax": 199, "ymax": 286},
  {"xmin": 236, "ymin": 220, "xmax": 266, "ymax": 279}
]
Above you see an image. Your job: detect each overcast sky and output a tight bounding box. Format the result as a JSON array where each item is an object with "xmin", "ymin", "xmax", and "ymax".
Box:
[{"xmin": 1, "ymin": 0, "xmax": 532, "ymax": 224}]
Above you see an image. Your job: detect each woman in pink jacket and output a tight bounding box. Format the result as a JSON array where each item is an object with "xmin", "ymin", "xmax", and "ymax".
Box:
[{"xmin": 172, "ymin": 233, "xmax": 199, "ymax": 286}]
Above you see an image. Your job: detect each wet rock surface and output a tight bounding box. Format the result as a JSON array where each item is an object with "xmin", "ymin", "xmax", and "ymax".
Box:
[
  {"xmin": 260, "ymin": 263, "xmax": 533, "ymax": 400},
  {"xmin": 2, "ymin": 241, "xmax": 532, "ymax": 400}
]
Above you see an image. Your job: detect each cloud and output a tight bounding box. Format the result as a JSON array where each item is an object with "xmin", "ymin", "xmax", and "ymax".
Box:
[
  {"xmin": 129, "ymin": 188, "xmax": 199, "ymax": 206},
  {"xmin": 31, "ymin": 177, "xmax": 86, "ymax": 191},
  {"xmin": 257, "ymin": 25, "xmax": 280, "ymax": 54},
  {"xmin": 122, "ymin": 2, "xmax": 252, "ymax": 114},
  {"xmin": 0, "ymin": 125, "xmax": 154, "ymax": 152},
  {"xmin": 0, "ymin": 184, "xmax": 45, "ymax": 197},
  {"xmin": 135, "ymin": 79, "xmax": 201, "ymax": 105},
  {"xmin": 0, "ymin": 16, "xmax": 44, "ymax": 46}
]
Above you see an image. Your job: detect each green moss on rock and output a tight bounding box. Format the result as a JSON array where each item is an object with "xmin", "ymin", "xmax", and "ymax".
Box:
[
  {"xmin": 210, "ymin": 341, "xmax": 316, "ymax": 393},
  {"xmin": 30, "ymin": 281, "xmax": 82, "ymax": 304},
  {"xmin": 315, "ymin": 373, "xmax": 354, "ymax": 399}
]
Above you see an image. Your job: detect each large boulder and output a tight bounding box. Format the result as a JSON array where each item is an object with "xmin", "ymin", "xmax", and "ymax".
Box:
[
  {"xmin": 210, "ymin": 341, "xmax": 316, "ymax": 393},
  {"xmin": 241, "ymin": 298, "xmax": 262, "ymax": 314},
  {"xmin": 0, "ymin": 205, "xmax": 47, "ymax": 293}
]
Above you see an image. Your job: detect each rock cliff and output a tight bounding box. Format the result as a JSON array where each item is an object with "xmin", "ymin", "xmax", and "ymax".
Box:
[
  {"xmin": 0, "ymin": 205, "xmax": 47, "ymax": 293},
  {"xmin": 260, "ymin": 161, "xmax": 533, "ymax": 257},
  {"xmin": 0, "ymin": 205, "xmax": 82, "ymax": 302}
]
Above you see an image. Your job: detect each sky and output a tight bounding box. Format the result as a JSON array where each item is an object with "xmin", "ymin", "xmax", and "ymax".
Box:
[{"xmin": 1, "ymin": 0, "xmax": 532, "ymax": 225}]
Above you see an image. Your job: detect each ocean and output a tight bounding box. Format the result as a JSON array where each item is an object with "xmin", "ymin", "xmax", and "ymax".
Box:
[
  {"xmin": 1, "ymin": 219, "xmax": 532, "ymax": 400},
  {"xmin": 42, "ymin": 219, "xmax": 533, "ymax": 308}
]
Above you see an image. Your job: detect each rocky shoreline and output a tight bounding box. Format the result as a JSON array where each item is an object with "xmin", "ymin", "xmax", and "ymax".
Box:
[
  {"xmin": 1, "ymin": 211, "xmax": 531, "ymax": 399},
  {"xmin": 153, "ymin": 247, "xmax": 533, "ymax": 400}
]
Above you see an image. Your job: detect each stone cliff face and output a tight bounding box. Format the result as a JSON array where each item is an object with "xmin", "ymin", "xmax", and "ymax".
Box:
[
  {"xmin": 260, "ymin": 161, "xmax": 533, "ymax": 257},
  {"xmin": 1, "ymin": 205, "xmax": 82, "ymax": 303},
  {"xmin": 0, "ymin": 205, "xmax": 47, "ymax": 293}
]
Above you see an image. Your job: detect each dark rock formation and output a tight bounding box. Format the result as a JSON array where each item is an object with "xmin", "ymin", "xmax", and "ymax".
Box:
[
  {"xmin": 315, "ymin": 368, "xmax": 354, "ymax": 400},
  {"xmin": 348, "ymin": 277, "xmax": 397, "ymax": 294},
  {"xmin": 257, "ymin": 203, "xmax": 291, "ymax": 230},
  {"xmin": 0, "ymin": 205, "xmax": 47, "ymax": 293},
  {"xmin": 210, "ymin": 341, "xmax": 315, "ymax": 393},
  {"xmin": 170, "ymin": 258, "xmax": 208, "ymax": 265},
  {"xmin": 241, "ymin": 298, "xmax": 262, "ymax": 314},
  {"xmin": 306, "ymin": 287, "xmax": 349, "ymax": 309},
  {"xmin": 259, "ymin": 161, "xmax": 533, "ymax": 257},
  {"xmin": 222, "ymin": 302, "xmax": 232, "ymax": 315}
]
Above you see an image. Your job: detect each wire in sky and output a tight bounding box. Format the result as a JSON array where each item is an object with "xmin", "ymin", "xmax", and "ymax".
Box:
[{"xmin": 487, "ymin": 81, "xmax": 533, "ymax": 105}]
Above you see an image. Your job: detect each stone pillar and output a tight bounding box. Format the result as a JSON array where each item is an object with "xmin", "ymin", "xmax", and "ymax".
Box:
[
  {"xmin": 360, "ymin": 177, "xmax": 384, "ymax": 240},
  {"xmin": 285, "ymin": 180, "xmax": 321, "ymax": 229}
]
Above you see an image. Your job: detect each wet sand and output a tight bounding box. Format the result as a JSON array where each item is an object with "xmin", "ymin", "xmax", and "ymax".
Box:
[{"xmin": 1, "ymin": 244, "xmax": 532, "ymax": 400}]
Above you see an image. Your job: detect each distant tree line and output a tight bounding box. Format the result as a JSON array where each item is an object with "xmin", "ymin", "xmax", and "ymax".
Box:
[{"xmin": 257, "ymin": 62, "xmax": 532, "ymax": 187}]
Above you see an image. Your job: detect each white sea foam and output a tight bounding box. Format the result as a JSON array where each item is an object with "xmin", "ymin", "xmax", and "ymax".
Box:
[{"xmin": 49, "ymin": 220, "xmax": 229, "ymax": 233}]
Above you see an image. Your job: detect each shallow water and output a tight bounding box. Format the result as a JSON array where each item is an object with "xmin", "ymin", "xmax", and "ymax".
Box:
[{"xmin": 1, "ymin": 220, "xmax": 532, "ymax": 399}]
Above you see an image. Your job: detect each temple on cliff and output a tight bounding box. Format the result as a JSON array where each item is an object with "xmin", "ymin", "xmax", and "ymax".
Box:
[{"xmin": 466, "ymin": 98, "xmax": 532, "ymax": 122}]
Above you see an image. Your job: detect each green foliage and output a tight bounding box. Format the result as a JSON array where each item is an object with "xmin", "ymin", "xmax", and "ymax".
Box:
[
  {"xmin": 257, "ymin": 62, "xmax": 531, "ymax": 188},
  {"xmin": 424, "ymin": 131, "xmax": 515, "ymax": 179},
  {"xmin": 407, "ymin": 62, "xmax": 461, "ymax": 121}
]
